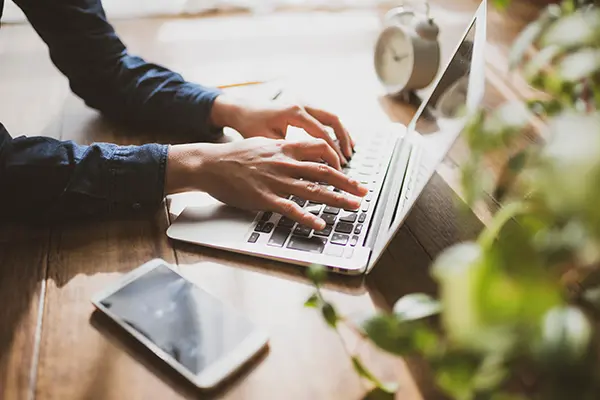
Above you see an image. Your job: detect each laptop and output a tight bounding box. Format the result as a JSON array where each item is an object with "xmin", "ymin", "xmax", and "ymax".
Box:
[{"xmin": 167, "ymin": 1, "xmax": 487, "ymax": 276}]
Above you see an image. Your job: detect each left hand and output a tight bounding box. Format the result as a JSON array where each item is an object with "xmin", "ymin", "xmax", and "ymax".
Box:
[{"xmin": 209, "ymin": 95, "xmax": 355, "ymax": 168}]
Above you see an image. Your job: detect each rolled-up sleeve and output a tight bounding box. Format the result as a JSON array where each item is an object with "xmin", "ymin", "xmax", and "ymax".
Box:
[
  {"xmin": 12, "ymin": 0, "xmax": 224, "ymax": 141},
  {"xmin": 0, "ymin": 124, "xmax": 168, "ymax": 223}
]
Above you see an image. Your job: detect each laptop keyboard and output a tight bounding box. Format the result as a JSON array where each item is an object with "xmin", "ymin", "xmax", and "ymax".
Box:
[{"xmin": 246, "ymin": 132, "xmax": 396, "ymax": 258}]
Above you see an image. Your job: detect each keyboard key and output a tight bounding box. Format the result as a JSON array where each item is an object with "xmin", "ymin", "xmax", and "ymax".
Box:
[
  {"xmin": 254, "ymin": 221, "xmax": 265, "ymax": 232},
  {"xmin": 365, "ymin": 193, "xmax": 373, "ymax": 202},
  {"xmin": 268, "ymin": 227, "xmax": 291, "ymax": 247},
  {"xmin": 287, "ymin": 236, "xmax": 326, "ymax": 254},
  {"xmin": 248, "ymin": 232, "xmax": 260, "ymax": 243},
  {"xmin": 354, "ymin": 224, "xmax": 363, "ymax": 235},
  {"xmin": 331, "ymin": 233, "xmax": 349, "ymax": 246},
  {"xmin": 339, "ymin": 212, "xmax": 357, "ymax": 223},
  {"xmin": 290, "ymin": 196, "xmax": 307, "ymax": 207},
  {"xmin": 278, "ymin": 217, "xmax": 296, "ymax": 228},
  {"xmin": 362, "ymin": 202, "xmax": 370, "ymax": 212},
  {"xmin": 262, "ymin": 222, "xmax": 274, "ymax": 234},
  {"xmin": 325, "ymin": 245, "xmax": 344, "ymax": 257},
  {"xmin": 321, "ymin": 214, "xmax": 337, "ymax": 225},
  {"xmin": 308, "ymin": 201, "xmax": 323, "ymax": 206},
  {"xmin": 313, "ymin": 225, "xmax": 333, "ymax": 237},
  {"xmin": 350, "ymin": 235, "xmax": 359, "ymax": 247},
  {"xmin": 306, "ymin": 204, "xmax": 322, "ymax": 215},
  {"xmin": 359, "ymin": 213, "xmax": 367, "ymax": 223},
  {"xmin": 335, "ymin": 222, "xmax": 354, "ymax": 234},
  {"xmin": 293, "ymin": 225, "xmax": 312, "ymax": 237},
  {"xmin": 323, "ymin": 206, "xmax": 341, "ymax": 215},
  {"xmin": 344, "ymin": 248, "xmax": 355, "ymax": 259},
  {"xmin": 260, "ymin": 212, "xmax": 272, "ymax": 222}
]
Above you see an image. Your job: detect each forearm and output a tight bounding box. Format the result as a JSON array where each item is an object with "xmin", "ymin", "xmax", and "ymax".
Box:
[
  {"xmin": 14, "ymin": 0, "xmax": 224, "ymax": 141},
  {"xmin": 0, "ymin": 124, "xmax": 167, "ymax": 223}
]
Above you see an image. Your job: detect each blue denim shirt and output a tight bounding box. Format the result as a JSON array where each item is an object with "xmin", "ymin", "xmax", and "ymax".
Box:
[{"xmin": 0, "ymin": 0, "xmax": 223, "ymax": 223}]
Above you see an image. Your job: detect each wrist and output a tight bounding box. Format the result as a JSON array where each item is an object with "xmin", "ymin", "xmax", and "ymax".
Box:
[
  {"xmin": 164, "ymin": 143, "xmax": 213, "ymax": 195},
  {"xmin": 209, "ymin": 94, "xmax": 246, "ymax": 130}
]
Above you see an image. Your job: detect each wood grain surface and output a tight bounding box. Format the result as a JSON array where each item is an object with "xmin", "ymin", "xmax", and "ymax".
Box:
[{"xmin": 0, "ymin": 2, "xmax": 544, "ymax": 399}]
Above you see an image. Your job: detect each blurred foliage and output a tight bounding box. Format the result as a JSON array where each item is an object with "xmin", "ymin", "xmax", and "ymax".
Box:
[{"xmin": 305, "ymin": 0, "xmax": 600, "ymax": 398}]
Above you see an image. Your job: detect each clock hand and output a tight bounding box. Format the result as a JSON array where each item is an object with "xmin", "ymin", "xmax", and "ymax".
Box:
[
  {"xmin": 388, "ymin": 47, "xmax": 408, "ymax": 62},
  {"xmin": 393, "ymin": 53, "xmax": 409, "ymax": 62}
]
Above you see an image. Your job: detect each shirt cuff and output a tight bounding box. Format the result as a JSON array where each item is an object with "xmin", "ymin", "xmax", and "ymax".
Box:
[
  {"xmin": 175, "ymin": 83, "xmax": 224, "ymax": 142},
  {"xmin": 107, "ymin": 143, "xmax": 168, "ymax": 211}
]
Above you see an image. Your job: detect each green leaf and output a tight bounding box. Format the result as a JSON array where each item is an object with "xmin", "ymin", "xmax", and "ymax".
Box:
[
  {"xmin": 492, "ymin": 0, "xmax": 511, "ymax": 10},
  {"xmin": 307, "ymin": 264, "xmax": 327, "ymax": 285},
  {"xmin": 351, "ymin": 356, "xmax": 398, "ymax": 394},
  {"xmin": 491, "ymin": 393, "xmax": 530, "ymax": 400},
  {"xmin": 304, "ymin": 293, "xmax": 319, "ymax": 308},
  {"xmin": 431, "ymin": 242, "xmax": 482, "ymax": 281},
  {"xmin": 557, "ymin": 48, "xmax": 600, "ymax": 82},
  {"xmin": 362, "ymin": 387, "xmax": 395, "ymax": 400},
  {"xmin": 536, "ymin": 306, "xmax": 593, "ymax": 367},
  {"xmin": 393, "ymin": 293, "xmax": 441, "ymax": 321},
  {"xmin": 472, "ymin": 353, "xmax": 509, "ymax": 392},
  {"xmin": 509, "ymin": 8, "xmax": 559, "ymax": 69},
  {"xmin": 362, "ymin": 314, "xmax": 415, "ymax": 355},
  {"xmin": 536, "ymin": 112, "xmax": 600, "ymax": 222},
  {"xmin": 523, "ymin": 45, "xmax": 562, "ymax": 83},
  {"xmin": 362, "ymin": 315, "xmax": 408, "ymax": 355},
  {"xmin": 583, "ymin": 286, "xmax": 600, "ymax": 310},
  {"xmin": 431, "ymin": 349, "xmax": 482, "ymax": 400},
  {"xmin": 361, "ymin": 314, "xmax": 438, "ymax": 356},
  {"xmin": 321, "ymin": 302, "xmax": 339, "ymax": 328},
  {"xmin": 541, "ymin": 8, "xmax": 600, "ymax": 50},
  {"xmin": 526, "ymin": 98, "xmax": 564, "ymax": 116}
]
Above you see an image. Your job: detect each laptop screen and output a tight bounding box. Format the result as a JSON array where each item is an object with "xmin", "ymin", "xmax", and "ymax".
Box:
[
  {"xmin": 369, "ymin": 1, "xmax": 486, "ymax": 271},
  {"xmin": 403, "ymin": 16, "xmax": 478, "ymax": 210}
]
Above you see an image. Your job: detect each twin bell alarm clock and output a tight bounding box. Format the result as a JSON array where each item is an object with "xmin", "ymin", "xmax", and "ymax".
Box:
[{"xmin": 374, "ymin": 5, "xmax": 441, "ymax": 100}]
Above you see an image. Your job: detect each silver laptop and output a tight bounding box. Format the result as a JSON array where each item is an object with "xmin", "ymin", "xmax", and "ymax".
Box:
[{"xmin": 167, "ymin": 1, "xmax": 487, "ymax": 276}]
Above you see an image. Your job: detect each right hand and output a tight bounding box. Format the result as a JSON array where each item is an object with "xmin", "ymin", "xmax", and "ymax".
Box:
[{"xmin": 165, "ymin": 137, "xmax": 368, "ymax": 230}]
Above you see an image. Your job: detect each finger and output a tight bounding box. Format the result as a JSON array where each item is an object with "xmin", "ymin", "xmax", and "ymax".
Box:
[
  {"xmin": 288, "ymin": 108, "xmax": 348, "ymax": 167},
  {"xmin": 290, "ymin": 162, "xmax": 368, "ymax": 197},
  {"xmin": 285, "ymin": 138, "xmax": 340, "ymax": 170},
  {"xmin": 272, "ymin": 197, "xmax": 326, "ymax": 231},
  {"xmin": 305, "ymin": 106, "xmax": 353, "ymax": 158},
  {"xmin": 285, "ymin": 179, "xmax": 362, "ymax": 211}
]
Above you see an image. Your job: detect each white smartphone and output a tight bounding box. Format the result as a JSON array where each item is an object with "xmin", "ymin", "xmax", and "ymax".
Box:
[{"xmin": 91, "ymin": 258, "xmax": 269, "ymax": 390}]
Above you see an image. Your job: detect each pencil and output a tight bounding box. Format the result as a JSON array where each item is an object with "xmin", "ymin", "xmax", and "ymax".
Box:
[{"xmin": 217, "ymin": 81, "xmax": 266, "ymax": 89}]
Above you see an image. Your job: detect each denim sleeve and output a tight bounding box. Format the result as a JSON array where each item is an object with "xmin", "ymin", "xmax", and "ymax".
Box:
[
  {"xmin": 12, "ymin": 0, "xmax": 224, "ymax": 141},
  {"xmin": 0, "ymin": 124, "xmax": 168, "ymax": 223}
]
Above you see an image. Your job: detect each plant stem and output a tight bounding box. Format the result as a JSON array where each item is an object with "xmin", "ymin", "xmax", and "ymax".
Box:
[{"xmin": 478, "ymin": 201, "xmax": 528, "ymax": 250}]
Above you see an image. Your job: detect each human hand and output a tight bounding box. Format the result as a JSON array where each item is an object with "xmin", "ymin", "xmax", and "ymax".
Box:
[
  {"xmin": 165, "ymin": 138, "xmax": 367, "ymax": 230},
  {"xmin": 209, "ymin": 95, "xmax": 355, "ymax": 169}
]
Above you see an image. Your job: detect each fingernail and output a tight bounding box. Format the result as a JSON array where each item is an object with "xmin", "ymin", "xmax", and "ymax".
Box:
[{"xmin": 316, "ymin": 218, "xmax": 326, "ymax": 230}]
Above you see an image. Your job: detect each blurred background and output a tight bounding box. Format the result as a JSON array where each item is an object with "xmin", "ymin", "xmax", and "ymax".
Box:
[{"xmin": 2, "ymin": 0, "xmax": 401, "ymax": 22}]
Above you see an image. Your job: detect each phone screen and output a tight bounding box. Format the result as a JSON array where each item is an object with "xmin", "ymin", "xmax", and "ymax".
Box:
[{"xmin": 99, "ymin": 264, "xmax": 256, "ymax": 375}]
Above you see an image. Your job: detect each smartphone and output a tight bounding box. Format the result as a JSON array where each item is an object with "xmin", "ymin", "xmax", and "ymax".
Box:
[{"xmin": 91, "ymin": 259, "xmax": 269, "ymax": 390}]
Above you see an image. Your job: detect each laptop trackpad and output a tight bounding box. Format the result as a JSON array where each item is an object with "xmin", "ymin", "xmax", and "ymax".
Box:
[{"xmin": 168, "ymin": 204, "xmax": 256, "ymax": 245}]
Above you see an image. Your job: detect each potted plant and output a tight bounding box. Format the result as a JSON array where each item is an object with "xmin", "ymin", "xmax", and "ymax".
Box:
[{"xmin": 305, "ymin": 0, "xmax": 600, "ymax": 398}]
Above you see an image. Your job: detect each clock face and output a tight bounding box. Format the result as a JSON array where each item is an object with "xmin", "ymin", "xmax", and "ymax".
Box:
[{"xmin": 374, "ymin": 26, "xmax": 414, "ymax": 91}]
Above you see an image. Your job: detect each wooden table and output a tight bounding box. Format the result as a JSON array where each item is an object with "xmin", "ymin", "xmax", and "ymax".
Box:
[{"xmin": 0, "ymin": 2, "xmax": 541, "ymax": 399}]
